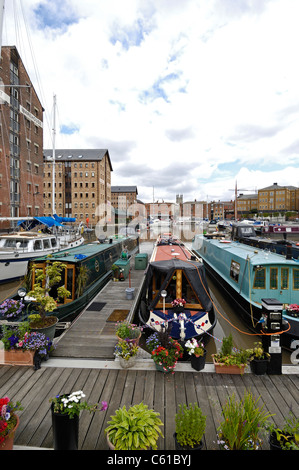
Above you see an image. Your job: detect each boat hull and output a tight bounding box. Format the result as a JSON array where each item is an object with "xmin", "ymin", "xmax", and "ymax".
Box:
[{"xmin": 0, "ymin": 237, "xmax": 85, "ymax": 284}]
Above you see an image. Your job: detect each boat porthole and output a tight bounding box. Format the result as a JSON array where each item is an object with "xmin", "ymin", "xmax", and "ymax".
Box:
[{"xmin": 95, "ymin": 260, "xmax": 99, "ymax": 272}]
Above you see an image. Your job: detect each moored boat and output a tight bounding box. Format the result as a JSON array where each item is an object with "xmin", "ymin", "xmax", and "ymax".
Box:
[
  {"xmin": 192, "ymin": 233, "xmax": 299, "ymax": 348},
  {"xmin": 6, "ymin": 235, "xmax": 139, "ymax": 322},
  {"xmin": 138, "ymin": 233, "xmax": 216, "ymax": 342},
  {"xmin": 0, "ymin": 216, "xmax": 85, "ymax": 284}
]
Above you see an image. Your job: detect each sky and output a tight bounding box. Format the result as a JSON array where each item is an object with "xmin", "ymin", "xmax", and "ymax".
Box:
[{"xmin": 2, "ymin": 0, "xmax": 299, "ymax": 204}]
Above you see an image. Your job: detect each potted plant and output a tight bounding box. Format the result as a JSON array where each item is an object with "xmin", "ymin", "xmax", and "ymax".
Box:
[
  {"xmin": 171, "ymin": 298, "xmax": 186, "ymax": 313},
  {"xmin": 184, "ymin": 338, "xmax": 207, "ymax": 371},
  {"xmin": 212, "ymin": 334, "xmax": 251, "ymax": 374},
  {"xmin": 147, "ymin": 327, "xmax": 183, "ymax": 373},
  {"xmin": 111, "ymin": 264, "xmax": 119, "ymax": 281},
  {"xmin": 1, "ymin": 321, "xmax": 54, "ymax": 367},
  {"xmin": 0, "ymin": 298, "xmax": 25, "ymax": 320},
  {"xmin": 115, "ymin": 320, "xmax": 141, "ymax": 345},
  {"xmin": 267, "ymin": 412, "xmax": 299, "ymax": 450},
  {"xmin": 114, "ymin": 340, "xmax": 139, "ymax": 368},
  {"xmin": 49, "ymin": 390, "xmax": 107, "ymax": 450},
  {"xmin": 174, "ymin": 403, "xmax": 206, "ymax": 450},
  {"xmin": 105, "ymin": 402, "xmax": 164, "ymax": 450},
  {"xmin": 217, "ymin": 391, "xmax": 274, "ymax": 450},
  {"xmin": 27, "ymin": 260, "xmax": 71, "ymax": 341},
  {"xmin": 248, "ymin": 342, "xmax": 270, "ymax": 375},
  {"xmin": 0, "ymin": 396, "xmax": 23, "ymax": 450}
]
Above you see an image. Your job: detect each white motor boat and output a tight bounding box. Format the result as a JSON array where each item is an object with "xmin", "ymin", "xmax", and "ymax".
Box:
[{"xmin": 0, "ymin": 216, "xmax": 85, "ymax": 284}]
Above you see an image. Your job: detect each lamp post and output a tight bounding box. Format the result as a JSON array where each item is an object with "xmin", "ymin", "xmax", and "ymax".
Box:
[{"xmin": 161, "ymin": 290, "xmax": 167, "ymax": 314}]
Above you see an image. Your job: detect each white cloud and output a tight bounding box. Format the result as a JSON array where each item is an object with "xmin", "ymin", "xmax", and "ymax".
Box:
[{"xmin": 2, "ymin": 0, "xmax": 299, "ymax": 203}]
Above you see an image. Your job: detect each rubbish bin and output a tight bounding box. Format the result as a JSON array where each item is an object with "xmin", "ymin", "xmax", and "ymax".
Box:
[
  {"xmin": 125, "ymin": 287, "xmax": 135, "ymax": 300},
  {"xmin": 135, "ymin": 253, "xmax": 148, "ymax": 270}
]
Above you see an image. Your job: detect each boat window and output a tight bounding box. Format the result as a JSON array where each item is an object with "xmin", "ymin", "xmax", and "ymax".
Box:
[
  {"xmin": 33, "ymin": 240, "xmax": 42, "ymax": 251},
  {"xmin": 230, "ymin": 260, "xmax": 240, "ymax": 283},
  {"xmin": 31, "ymin": 263, "xmax": 46, "ymax": 287},
  {"xmin": 43, "ymin": 239, "xmax": 51, "ymax": 249},
  {"xmin": 270, "ymin": 268, "xmax": 278, "ymax": 289},
  {"xmin": 293, "ymin": 269, "xmax": 299, "ymax": 290},
  {"xmin": 253, "ymin": 267, "xmax": 266, "ymax": 289},
  {"xmin": 281, "ymin": 268, "xmax": 289, "ymax": 290},
  {"xmin": 66, "ymin": 266, "xmax": 75, "ymax": 301},
  {"xmin": 51, "ymin": 238, "xmax": 57, "ymax": 248},
  {"xmin": 3, "ymin": 239, "xmax": 29, "ymax": 248}
]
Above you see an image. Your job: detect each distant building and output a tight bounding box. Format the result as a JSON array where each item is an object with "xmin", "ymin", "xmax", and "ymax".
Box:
[
  {"xmin": 0, "ymin": 46, "xmax": 44, "ymax": 225},
  {"xmin": 111, "ymin": 186, "xmax": 138, "ymax": 211},
  {"xmin": 43, "ymin": 149, "xmax": 112, "ymax": 223},
  {"xmin": 236, "ymin": 182, "xmax": 299, "ymax": 216}
]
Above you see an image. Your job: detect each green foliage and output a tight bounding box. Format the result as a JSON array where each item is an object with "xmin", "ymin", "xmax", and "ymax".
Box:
[
  {"xmin": 267, "ymin": 411, "xmax": 299, "ymax": 450},
  {"xmin": 27, "ymin": 261, "xmax": 70, "ymax": 320},
  {"xmin": 175, "ymin": 403, "xmax": 206, "ymax": 448},
  {"xmin": 217, "ymin": 391, "xmax": 274, "ymax": 450},
  {"xmin": 115, "ymin": 320, "xmax": 141, "ymax": 339},
  {"xmin": 105, "ymin": 402, "xmax": 164, "ymax": 450},
  {"xmin": 213, "ymin": 334, "xmax": 251, "ymax": 369},
  {"xmin": 114, "ymin": 340, "xmax": 139, "ymax": 360},
  {"xmin": 247, "ymin": 342, "xmax": 270, "ymax": 360}
]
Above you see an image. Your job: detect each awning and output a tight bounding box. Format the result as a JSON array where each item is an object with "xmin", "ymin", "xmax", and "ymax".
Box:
[
  {"xmin": 53, "ymin": 214, "xmax": 76, "ymax": 223},
  {"xmin": 17, "ymin": 216, "xmax": 63, "ymax": 230}
]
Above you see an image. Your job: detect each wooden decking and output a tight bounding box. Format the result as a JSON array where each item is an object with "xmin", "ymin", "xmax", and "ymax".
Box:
[
  {"xmin": 1, "ymin": 247, "xmax": 299, "ymax": 451},
  {"xmin": 1, "ymin": 363, "xmax": 298, "ymax": 450},
  {"xmin": 51, "ymin": 253, "xmax": 147, "ymax": 360}
]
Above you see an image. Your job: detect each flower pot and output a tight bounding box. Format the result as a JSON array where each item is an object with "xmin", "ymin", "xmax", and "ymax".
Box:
[
  {"xmin": 30, "ymin": 316, "xmax": 58, "ymax": 343},
  {"xmin": 250, "ymin": 358, "xmax": 269, "ymax": 376},
  {"xmin": 212, "ymin": 355, "xmax": 246, "ymax": 375},
  {"xmin": 119, "ymin": 356, "xmax": 136, "ymax": 368},
  {"xmin": 4, "ymin": 349, "xmax": 35, "ymax": 366},
  {"xmin": 107, "ymin": 432, "xmax": 115, "ymax": 450},
  {"xmin": 173, "ymin": 432, "xmax": 204, "ymax": 450},
  {"xmin": 1, "ymin": 415, "xmax": 19, "ymax": 450},
  {"xmin": 116, "ymin": 332, "xmax": 141, "ymax": 346},
  {"xmin": 191, "ymin": 349, "xmax": 207, "ymax": 371},
  {"xmin": 51, "ymin": 403, "xmax": 79, "ymax": 450}
]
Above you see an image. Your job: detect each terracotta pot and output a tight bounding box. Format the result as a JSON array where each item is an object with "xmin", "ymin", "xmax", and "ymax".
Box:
[
  {"xmin": 4, "ymin": 349, "xmax": 35, "ymax": 366},
  {"xmin": 212, "ymin": 354, "xmax": 246, "ymax": 375},
  {"xmin": 116, "ymin": 332, "xmax": 141, "ymax": 346},
  {"xmin": 1, "ymin": 415, "xmax": 19, "ymax": 450}
]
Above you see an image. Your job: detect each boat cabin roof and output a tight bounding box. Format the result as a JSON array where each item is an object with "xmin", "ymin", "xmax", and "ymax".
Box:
[
  {"xmin": 203, "ymin": 236, "xmax": 299, "ymax": 266},
  {"xmin": 33, "ymin": 238, "xmax": 128, "ymax": 264}
]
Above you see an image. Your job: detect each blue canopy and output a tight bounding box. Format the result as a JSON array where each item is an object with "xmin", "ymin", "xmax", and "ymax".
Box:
[
  {"xmin": 53, "ymin": 214, "xmax": 76, "ymax": 223},
  {"xmin": 17, "ymin": 216, "xmax": 63, "ymax": 230}
]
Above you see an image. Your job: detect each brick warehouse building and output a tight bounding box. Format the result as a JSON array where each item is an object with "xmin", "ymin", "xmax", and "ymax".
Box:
[
  {"xmin": 43, "ymin": 149, "xmax": 112, "ymax": 224},
  {"xmin": 0, "ymin": 46, "xmax": 44, "ymax": 226}
]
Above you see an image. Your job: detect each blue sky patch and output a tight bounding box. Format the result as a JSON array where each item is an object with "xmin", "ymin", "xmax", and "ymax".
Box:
[
  {"xmin": 60, "ymin": 124, "xmax": 79, "ymax": 135},
  {"xmin": 34, "ymin": 1, "xmax": 79, "ymax": 30}
]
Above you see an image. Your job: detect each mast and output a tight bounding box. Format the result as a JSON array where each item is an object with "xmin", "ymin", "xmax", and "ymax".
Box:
[
  {"xmin": 0, "ymin": 0, "xmax": 4, "ymax": 54},
  {"xmin": 52, "ymin": 94, "xmax": 56, "ymax": 214}
]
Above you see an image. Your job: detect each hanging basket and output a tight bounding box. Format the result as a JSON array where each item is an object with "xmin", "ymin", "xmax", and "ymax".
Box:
[{"xmin": 51, "ymin": 403, "xmax": 79, "ymax": 450}]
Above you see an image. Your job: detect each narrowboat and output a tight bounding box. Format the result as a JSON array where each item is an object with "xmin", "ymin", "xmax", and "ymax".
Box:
[
  {"xmin": 138, "ymin": 234, "xmax": 216, "ymax": 342},
  {"xmin": 192, "ymin": 233, "xmax": 299, "ymax": 348},
  {"xmin": 11, "ymin": 235, "xmax": 139, "ymax": 322},
  {"xmin": 231, "ymin": 222, "xmax": 299, "ymax": 259}
]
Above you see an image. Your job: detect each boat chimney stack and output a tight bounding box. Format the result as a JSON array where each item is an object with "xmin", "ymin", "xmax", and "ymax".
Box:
[{"xmin": 286, "ymin": 244, "xmax": 292, "ymax": 260}]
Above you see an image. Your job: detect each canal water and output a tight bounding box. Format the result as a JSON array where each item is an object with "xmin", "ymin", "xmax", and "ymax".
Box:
[{"xmin": 0, "ymin": 226, "xmax": 293, "ymax": 364}]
